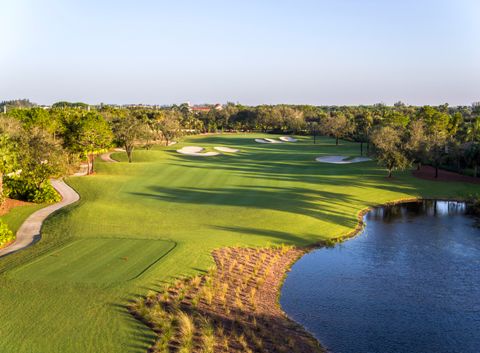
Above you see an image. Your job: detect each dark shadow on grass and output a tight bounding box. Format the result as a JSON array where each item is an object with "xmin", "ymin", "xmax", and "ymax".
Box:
[
  {"xmin": 130, "ymin": 185, "xmax": 359, "ymax": 227},
  {"xmin": 213, "ymin": 225, "xmax": 325, "ymax": 246}
]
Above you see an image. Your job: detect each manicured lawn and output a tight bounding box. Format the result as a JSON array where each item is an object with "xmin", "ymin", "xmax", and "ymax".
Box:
[
  {"xmin": 11, "ymin": 238, "xmax": 175, "ymax": 284},
  {"xmin": 0, "ymin": 134, "xmax": 477, "ymax": 353},
  {"xmin": 0, "ymin": 203, "xmax": 45, "ymax": 233}
]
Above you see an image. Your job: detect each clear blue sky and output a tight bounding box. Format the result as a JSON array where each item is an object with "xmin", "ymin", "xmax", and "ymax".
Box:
[{"xmin": 1, "ymin": 0, "xmax": 479, "ymax": 106}]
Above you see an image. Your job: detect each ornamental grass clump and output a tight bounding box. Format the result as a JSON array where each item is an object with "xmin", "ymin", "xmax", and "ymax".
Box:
[{"xmin": 177, "ymin": 311, "xmax": 195, "ymax": 353}]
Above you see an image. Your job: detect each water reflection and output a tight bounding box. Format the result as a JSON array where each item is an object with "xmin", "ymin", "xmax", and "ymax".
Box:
[
  {"xmin": 281, "ymin": 200, "xmax": 480, "ymax": 353},
  {"xmin": 368, "ymin": 200, "xmax": 467, "ymax": 222}
]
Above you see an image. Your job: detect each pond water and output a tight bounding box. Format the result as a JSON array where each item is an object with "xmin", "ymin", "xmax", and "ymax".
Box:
[{"xmin": 280, "ymin": 201, "xmax": 480, "ymax": 353}]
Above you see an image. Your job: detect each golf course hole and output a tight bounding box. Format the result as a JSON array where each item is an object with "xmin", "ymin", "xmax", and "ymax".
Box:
[{"xmin": 11, "ymin": 238, "xmax": 176, "ymax": 285}]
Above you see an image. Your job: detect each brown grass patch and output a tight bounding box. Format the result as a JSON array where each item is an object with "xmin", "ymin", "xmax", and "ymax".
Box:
[{"xmin": 130, "ymin": 246, "xmax": 324, "ymax": 353}]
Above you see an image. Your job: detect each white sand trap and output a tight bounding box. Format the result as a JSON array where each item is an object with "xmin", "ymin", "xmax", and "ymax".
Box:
[
  {"xmin": 177, "ymin": 146, "xmax": 221, "ymax": 156},
  {"xmin": 315, "ymin": 156, "xmax": 372, "ymax": 164},
  {"xmin": 279, "ymin": 136, "xmax": 298, "ymax": 142},
  {"xmin": 179, "ymin": 146, "xmax": 204, "ymax": 153},
  {"xmin": 214, "ymin": 146, "xmax": 239, "ymax": 153},
  {"xmin": 255, "ymin": 138, "xmax": 283, "ymax": 144},
  {"xmin": 264, "ymin": 138, "xmax": 283, "ymax": 143},
  {"xmin": 167, "ymin": 141, "xmax": 177, "ymax": 146}
]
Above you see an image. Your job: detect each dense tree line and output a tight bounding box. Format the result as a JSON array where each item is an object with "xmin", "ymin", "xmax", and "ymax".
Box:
[{"xmin": 0, "ymin": 101, "xmax": 479, "ymax": 207}]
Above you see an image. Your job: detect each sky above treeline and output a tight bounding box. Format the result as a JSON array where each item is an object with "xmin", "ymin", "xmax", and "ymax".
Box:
[{"xmin": 1, "ymin": 0, "xmax": 479, "ymax": 106}]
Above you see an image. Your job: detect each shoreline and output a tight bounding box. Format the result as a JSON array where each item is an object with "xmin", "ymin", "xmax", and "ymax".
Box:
[{"xmin": 132, "ymin": 197, "xmax": 470, "ymax": 352}]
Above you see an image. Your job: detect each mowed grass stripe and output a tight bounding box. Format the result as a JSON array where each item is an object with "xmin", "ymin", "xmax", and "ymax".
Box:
[{"xmin": 11, "ymin": 238, "xmax": 175, "ymax": 284}]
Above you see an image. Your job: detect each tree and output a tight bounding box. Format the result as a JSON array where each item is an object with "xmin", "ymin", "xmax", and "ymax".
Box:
[
  {"xmin": 466, "ymin": 117, "xmax": 480, "ymax": 143},
  {"xmin": 354, "ymin": 113, "xmax": 373, "ymax": 156},
  {"xmin": 16, "ymin": 127, "xmax": 70, "ymax": 189},
  {"xmin": 111, "ymin": 114, "xmax": 150, "ymax": 163},
  {"xmin": 156, "ymin": 111, "xmax": 182, "ymax": 146},
  {"xmin": 0, "ymin": 117, "xmax": 22, "ymax": 203},
  {"xmin": 0, "ymin": 134, "xmax": 18, "ymax": 203},
  {"xmin": 371, "ymin": 126, "xmax": 410, "ymax": 178},
  {"xmin": 322, "ymin": 113, "xmax": 352, "ymax": 145},
  {"xmin": 65, "ymin": 112, "xmax": 113, "ymax": 174},
  {"xmin": 405, "ymin": 120, "xmax": 427, "ymax": 170},
  {"xmin": 465, "ymin": 143, "xmax": 480, "ymax": 177}
]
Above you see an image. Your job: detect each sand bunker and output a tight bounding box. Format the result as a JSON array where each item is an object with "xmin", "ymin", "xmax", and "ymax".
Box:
[
  {"xmin": 264, "ymin": 138, "xmax": 283, "ymax": 143},
  {"xmin": 214, "ymin": 146, "xmax": 240, "ymax": 153},
  {"xmin": 177, "ymin": 146, "xmax": 220, "ymax": 157},
  {"xmin": 255, "ymin": 138, "xmax": 283, "ymax": 144},
  {"xmin": 315, "ymin": 156, "xmax": 372, "ymax": 164},
  {"xmin": 279, "ymin": 136, "xmax": 298, "ymax": 142}
]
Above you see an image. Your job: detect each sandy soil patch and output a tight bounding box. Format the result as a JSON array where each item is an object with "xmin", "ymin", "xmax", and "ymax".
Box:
[
  {"xmin": 279, "ymin": 136, "xmax": 298, "ymax": 142},
  {"xmin": 131, "ymin": 246, "xmax": 323, "ymax": 353},
  {"xmin": 315, "ymin": 155, "xmax": 371, "ymax": 164},
  {"xmin": 177, "ymin": 146, "xmax": 220, "ymax": 156},
  {"xmin": 214, "ymin": 147, "xmax": 240, "ymax": 153},
  {"xmin": 413, "ymin": 165, "xmax": 480, "ymax": 184},
  {"xmin": 0, "ymin": 198, "xmax": 31, "ymax": 216}
]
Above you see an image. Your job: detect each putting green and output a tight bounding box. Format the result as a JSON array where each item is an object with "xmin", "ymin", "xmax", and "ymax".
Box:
[{"xmin": 11, "ymin": 238, "xmax": 175, "ymax": 284}]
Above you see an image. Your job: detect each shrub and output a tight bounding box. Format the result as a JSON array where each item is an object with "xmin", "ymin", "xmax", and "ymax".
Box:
[
  {"xmin": 4, "ymin": 177, "xmax": 60, "ymax": 203},
  {"xmin": 0, "ymin": 220, "xmax": 14, "ymax": 248}
]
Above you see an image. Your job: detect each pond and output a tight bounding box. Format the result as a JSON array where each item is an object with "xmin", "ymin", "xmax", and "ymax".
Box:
[{"xmin": 280, "ymin": 201, "xmax": 480, "ymax": 353}]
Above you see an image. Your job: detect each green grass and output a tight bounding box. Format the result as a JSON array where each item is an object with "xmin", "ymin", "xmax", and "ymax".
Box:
[
  {"xmin": 0, "ymin": 203, "xmax": 45, "ymax": 233},
  {"xmin": 0, "ymin": 133, "xmax": 477, "ymax": 353},
  {"xmin": 11, "ymin": 238, "xmax": 175, "ymax": 285}
]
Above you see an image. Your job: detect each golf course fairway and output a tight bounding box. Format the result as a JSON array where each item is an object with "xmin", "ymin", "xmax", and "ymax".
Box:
[{"xmin": 0, "ymin": 134, "xmax": 477, "ymax": 353}]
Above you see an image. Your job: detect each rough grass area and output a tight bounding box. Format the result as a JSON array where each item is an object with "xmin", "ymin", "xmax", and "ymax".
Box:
[
  {"xmin": 11, "ymin": 238, "xmax": 175, "ymax": 284},
  {"xmin": 131, "ymin": 246, "xmax": 322, "ymax": 353},
  {"xmin": 0, "ymin": 134, "xmax": 479, "ymax": 353}
]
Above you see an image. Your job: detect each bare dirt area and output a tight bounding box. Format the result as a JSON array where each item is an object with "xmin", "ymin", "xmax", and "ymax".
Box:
[
  {"xmin": 412, "ymin": 165, "xmax": 480, "ymax": 184},
  {"xmin": 130, "ymin": 246, "xmax": 323, "ymax": 353},
  {"xmin": 0, "ymin": 198, "xmax": 31, "ymax": 216}
]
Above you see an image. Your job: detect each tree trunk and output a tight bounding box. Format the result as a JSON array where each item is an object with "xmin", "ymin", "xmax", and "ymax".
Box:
[
  {"xmin": 388, "ymin": 169, "xmax": 392, "ymax": 178},
  {"xmin": 126, "ymin": 145, "xmax": 133, "ymax": 163},
  {"xmin": 417, "ymin": 162, "xmax": 421, "ymax": 171},
  {"xmin": 360, "ymin": 142, "xmax": 363, "ymax": 156},
  {"xmin": 89, "ymin": 153, "xmax": 94, "ymax": 174},
  {"xmin": 435, "ymin": 166, "xmax": 439, "ymax": 178},
  {"xmin": 86, "ymin": 156, "xmax": 91, "ymax": 175},
  {"xmin": 475, "ymin": 164, "xmax": 478, "ymax": 178},
  {"xmin": 367, "ymin": 142, "xmax": 370, "ymax": 155},
  {"xmin": 336, "ymin": 136, "xmax": 339, "ymax": 145}
]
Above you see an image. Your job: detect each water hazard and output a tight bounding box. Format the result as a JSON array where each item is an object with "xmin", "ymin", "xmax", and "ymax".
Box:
[{"xmin": 281, "ymin": 201, "xmax": 480, "ymax": 353}]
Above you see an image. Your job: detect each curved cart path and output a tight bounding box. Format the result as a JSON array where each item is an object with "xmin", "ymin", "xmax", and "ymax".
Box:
[
  {"xmin": 100, "ymin": 152, "xmax": 118, "ymax": 163},
  {"xmin": 0, "ymin": 179, "xmax": 80, "ymax": 258}
]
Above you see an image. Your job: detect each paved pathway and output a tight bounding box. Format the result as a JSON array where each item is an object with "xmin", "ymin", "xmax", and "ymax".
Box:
[
  {"xmin": 100, "ymin": 152, "xmax": 119, "ymax": 163},
  {"xmin": 0, "ymin": 179, "xmax": 80, "ymax": 258}
]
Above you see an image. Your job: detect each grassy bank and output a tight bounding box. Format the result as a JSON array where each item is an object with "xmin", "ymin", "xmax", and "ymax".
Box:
[{"xmin": 0, "ymin": 134, "xmax": 477, "ymax": 353}]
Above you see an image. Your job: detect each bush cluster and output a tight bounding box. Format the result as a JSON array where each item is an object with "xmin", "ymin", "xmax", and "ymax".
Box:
[
  {"xmin": 0, "ymin": 220, "xmax": 14, "ymax": 248},
  {"xmin": 5, "ymin": 177, "xmax": 60, "ymax": 203}
]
